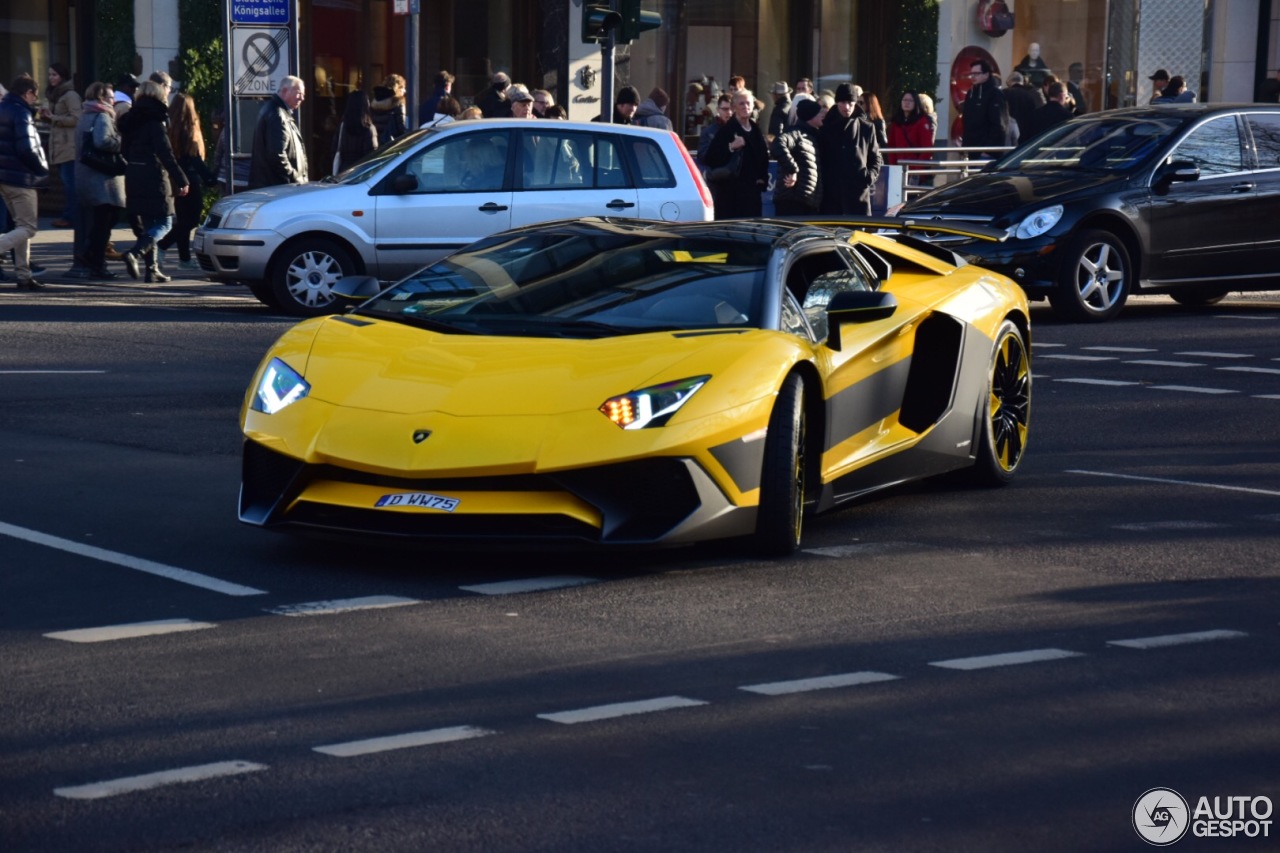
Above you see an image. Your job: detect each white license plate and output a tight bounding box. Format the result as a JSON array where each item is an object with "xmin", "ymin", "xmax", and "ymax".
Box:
[
  {"xmin": 192, "ymin": 233, "xmax": 204, "ymax": 253},
  {"xmin": 374, "ymin": 492, "xmax": 459, "ymax": 512}
]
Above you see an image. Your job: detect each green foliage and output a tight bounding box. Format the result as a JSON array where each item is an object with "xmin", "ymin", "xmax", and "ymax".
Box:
[
  {"xmin": 94, "ymin": 0, "xmax": 136, "ymax": 84},
  {"xmin": 890, "ymin": 0, "xmax": 940, "ymax": 107}
]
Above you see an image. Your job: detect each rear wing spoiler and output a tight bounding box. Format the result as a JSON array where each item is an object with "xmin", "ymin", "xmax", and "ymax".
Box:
[{"xmin": 793, "ymin": 215, "xmax": 1010, "ymax": 243}]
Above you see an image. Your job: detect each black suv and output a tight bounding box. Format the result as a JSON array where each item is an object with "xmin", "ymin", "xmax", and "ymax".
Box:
[{"xmin": 899, "ymin": 104, "xmax": 1280, "ymax": 321}]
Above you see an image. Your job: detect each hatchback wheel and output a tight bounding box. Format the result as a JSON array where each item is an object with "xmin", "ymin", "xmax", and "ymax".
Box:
[
  {"xmin": 271, "ymin": 238, "xmax": 357, "ymax": 317},
  {"xmin": 1050, "ymin": 229, "xmax": 1130, "ymax": 322}
]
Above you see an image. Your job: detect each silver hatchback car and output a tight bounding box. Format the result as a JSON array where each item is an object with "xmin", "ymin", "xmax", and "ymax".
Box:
[{"xmin": 195, "ymin": 119, "xmax": 715, "ymax": 315}]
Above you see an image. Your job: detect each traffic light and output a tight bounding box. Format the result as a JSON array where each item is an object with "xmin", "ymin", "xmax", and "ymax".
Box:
[
  {"xmin": 582, "ymin": 3, "xmax": 621, "ymax": 43},
  {"xmin": 618, "ymin": 0, "xmax": 662, "ymax": 43}
]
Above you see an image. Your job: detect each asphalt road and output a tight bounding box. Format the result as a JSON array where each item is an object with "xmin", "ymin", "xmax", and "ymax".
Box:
[{"xmin": 2, "ymin": 274, "xmax": 1278, "ymax": 852}]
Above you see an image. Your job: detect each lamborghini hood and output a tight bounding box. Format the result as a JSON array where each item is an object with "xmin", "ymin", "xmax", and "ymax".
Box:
[{"xmin": 300, "ymin": 315, "xmax": 763, "ymax": 416}]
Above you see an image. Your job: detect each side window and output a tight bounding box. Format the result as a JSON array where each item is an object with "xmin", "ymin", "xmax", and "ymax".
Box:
[
  {"xmin": 1170, "ymin": 116, "xmax": 1245, "ymax": 177},
  {"xmin": 1246, "ymin": 113, "xmax": 1280, "ymax": 169},
  {"xmin": 521, "ymin": 131, "xmax": 587, "ymax": 189},
  {"xmin": 780, "ymin": 289, "xmax": 811, "ymax": 339},
  {"xmin": 398, "ymin": 133, "xmax": 508, "ymax": 192},
  {"xmin": 624, "ymin": 137, "xmax": 677, "ymax": 188},
  {"xmin": 785, "ymin": 249, "xmax": 870, "ymax": 342}
]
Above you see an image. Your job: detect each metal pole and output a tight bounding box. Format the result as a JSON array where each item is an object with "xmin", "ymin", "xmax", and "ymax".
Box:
[
  {"xmin": 407, "ymin": 2, "xmax": 420, "ymax": 128},
  {"xmin": 601, "ymin": 32, "xmax": 615, "ymax": 120}
]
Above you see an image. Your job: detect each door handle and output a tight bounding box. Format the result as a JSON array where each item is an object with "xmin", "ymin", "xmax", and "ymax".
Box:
[
  {"xmin": 606, "ymin": 199, "xmax": 637, "ymax": 210},
  {"xmin": 1230, "ymin": 182, "xmax": 1255, "ymax": 193},
  {"xmin": 478, "ymin": 202, "xmax": 509, "ymax": 212}
]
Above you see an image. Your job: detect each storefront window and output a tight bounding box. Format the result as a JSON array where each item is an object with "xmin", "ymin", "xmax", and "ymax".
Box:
[
  {"xmin": 2, "ymin": 0, "xmax": 54, "ymax": 85},
  {"xmin": 816, "ymin": 0, "xmax": 855, "ymax": 92},
  {"xmin": 1011, "ymin": 0, "xmax": 1109, "ymax": 113}
]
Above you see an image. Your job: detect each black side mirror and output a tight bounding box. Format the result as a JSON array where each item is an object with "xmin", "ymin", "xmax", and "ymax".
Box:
[
  {"xmin": 826, "ymin": 290, "xmax": 898, "ymax": 351},
  {"xmin": 331, "ymin": 275, "xmax": 383, "ymax": 303},
  {"xmin": 392, "ymin": 174, "xmax": 419, "ymax": 194},
  {"xmin": 1154, "ymin": 159, "xmax": 1200, "ymax": 192}
]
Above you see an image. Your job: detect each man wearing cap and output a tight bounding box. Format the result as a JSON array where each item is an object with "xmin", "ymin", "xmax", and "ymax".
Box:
[
  {"xmin": 0, "ymin": 75, "xmax": 51, "ymax": 290},
  {"xmin": 766, "ymin": 81, "xmax": 792, "ymax": 139},
  {"xmin": 506, "ymin": 84, "xmax": 536, "ymax": 119},
  {"xmin": 1153, "ymin": 74, "xmax": 1196, "ymax": 104},
  {"xmin": 1148, "ymin": 69, "xmax": 1170, "ymax": 104},
  {"xmin": 818, "ymin": 83, "xmax": 881, "ymax": 216},
  {"xmin": 597, "ymin": 86, "xmax": 640, "ymax": 124},
  {"xmin": 636, "ymin": 88, "xmax": 674, "ymax": 131},
  {"xmin": 771, "ymin": 97, "xmax": 824, "ymax": 215},
  {"xmin": 476, "ymin": 72, "xmax": 512, "ymax": 118},
  {"xmin": 114, "ymin": 73, "xmax": 139, "ymax": 119}
]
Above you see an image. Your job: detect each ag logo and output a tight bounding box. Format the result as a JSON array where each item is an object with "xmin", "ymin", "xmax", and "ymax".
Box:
[
  {"xmin": 412, "ymin": 429, "xmax": 432, "ymax": 444},
  {"xmin": 1134, "ymin": 788, "xmax": 1190, "ymax": 845}
]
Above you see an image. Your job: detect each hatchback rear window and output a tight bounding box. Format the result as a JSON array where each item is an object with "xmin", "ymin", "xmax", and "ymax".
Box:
[{"xmin": 625, "ymin": 137, "xmax": 677, "ymax": 188}]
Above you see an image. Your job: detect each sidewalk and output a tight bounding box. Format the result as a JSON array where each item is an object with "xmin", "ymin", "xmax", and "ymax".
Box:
[{"xmin": 4, "ymin": 216, "xmax": 211, "ymax": 284}]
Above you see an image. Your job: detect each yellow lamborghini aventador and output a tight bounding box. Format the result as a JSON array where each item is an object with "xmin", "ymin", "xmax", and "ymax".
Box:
[{"xmin": 240, "ymin": 218, "xmax": 1031, "ymax": 556}]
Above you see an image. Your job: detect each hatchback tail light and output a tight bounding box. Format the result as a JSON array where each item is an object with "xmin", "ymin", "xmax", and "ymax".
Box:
[{"xmin": 671, "ymin": 132, "xmax": 715, "ymax": 216}]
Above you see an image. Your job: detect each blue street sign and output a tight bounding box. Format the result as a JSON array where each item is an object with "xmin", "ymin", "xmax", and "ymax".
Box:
[{"xmin": 231, "ymin": 0, "xmax": 291, "ymax": 25}]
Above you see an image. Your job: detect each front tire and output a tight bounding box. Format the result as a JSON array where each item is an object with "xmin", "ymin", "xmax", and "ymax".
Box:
[
  {"xmin": 969, "ymin": 320, "xmax": 1030, "ymax": 486},
  {"xmin": 1170, "ymin": 286, "xmax": 1230, "ymax": 307},
  {"xmin": 271, "ymin": 238, "xmax": 358, "ymax": 317},
  {"xmin": 1049, "ymin": 229, "xmax": 1131, "ymax": 322},
  {"xmin": 754, "ymin": 374, "xmax": 806, "ymax": 557}
]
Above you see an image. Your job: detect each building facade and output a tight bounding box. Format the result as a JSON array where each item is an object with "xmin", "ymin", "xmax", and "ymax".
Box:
[{"xmin": 4, "ymin": 0, "xmax": 1280, "ymax": 172}]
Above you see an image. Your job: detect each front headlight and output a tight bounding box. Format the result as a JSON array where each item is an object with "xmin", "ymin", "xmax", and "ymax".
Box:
[
  {"xmin": 221, "ymin": 201, "xmax": 265, "ymax": 230},
  {"xmin": 251, "ymin": 358, "xmax": 311, "ymax": 414},
  {"xmin": 1014, "ymin": 205, "xmax": 1064, "ymax": 239},
  {"xmin": 599, "ymin": 376, "xmax": 709, "ymax": 430}
]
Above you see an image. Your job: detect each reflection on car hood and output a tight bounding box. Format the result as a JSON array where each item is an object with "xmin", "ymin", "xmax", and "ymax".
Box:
[
  {"xmin": 903, "ymin": 170, "xmax": 1125, "ymax": 219},
  {"xmin": 303, "ymin": 315, "xmax": 759, "ymax": 416}
]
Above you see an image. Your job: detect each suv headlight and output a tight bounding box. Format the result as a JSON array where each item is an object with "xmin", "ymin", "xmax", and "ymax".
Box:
[
  {"xmin": 220, "ymin": 201, "xmax": 265, "ymax": 230},
  {"xmin": 1014, "ymin": 205, "xmax": 1064, "ymax": 239}
]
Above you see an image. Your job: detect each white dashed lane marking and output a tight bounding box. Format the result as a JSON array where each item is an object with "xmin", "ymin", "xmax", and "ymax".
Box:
[
  {"xmin": 314, "ymin": 725, "xmax": 495, "ymax": 757},
  {"xmin": 1176, "ymin": 351, "xmax": 1252, "ymax": 359},
  {"xmin": 1112, "ymin": 521, "xmax": 1228, "ymax": 531},
  {"xmin": 53, "ymin": 760, "xmax": 268, "ymax": 800},
  {"xmin": 44, "ymin": 619, "xmax": 215, "ymax": 643},
  {"xmin": 538, "ymin": 695, "xmax": 708, "ymax": 724},
  {"xmin": 1038, "ymin": 354, "xmax": 1118, "ymax": 361},
  {"xmin": 1149, "ymin": 385, "xmax": 1238, "ymax": 395},
  {"xmin": 1107, "ymin": 630, "xmax": 1248, "ymax": 650},
  {"xmin": 266, "ymin": 595, "xmax": 420, "ymax": 616},
  {"xmin": 1126, "ymin": 359, "xmax": 1204, "ymax": 368},
  {"xmin": 1068, "ymin": 469, "xmax": 1280, "ymax": 497},
  {"xmin": 739, "ymin": 671, "xmax": 900, "ymax": 695},
  {"xmin": 460, "ymin": 576, "xmax": 598, "ymax": 595},
  {"xmin": 1084, "ymin": 346, "xmax": 1156, "ymax": 353},
  {"xmin": 0, "ymin": 521, "xmax": 266, "ymax": 597},
  {"xmin": 1054, "ymin": 378, "xmax": 1140, "ymax": 386},
  {"xmin": 929, "ymin": 648, "xmax": 1085, "ymax": 671},
  {"xmin": 1219, "ymin": 365, "xmax": 1280, "ymax": 375}
]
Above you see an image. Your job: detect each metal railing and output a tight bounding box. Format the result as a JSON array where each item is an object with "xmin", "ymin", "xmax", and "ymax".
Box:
[{"xmin": 881, "ymin": 145, "xmax": 1015, "ymax": 207}]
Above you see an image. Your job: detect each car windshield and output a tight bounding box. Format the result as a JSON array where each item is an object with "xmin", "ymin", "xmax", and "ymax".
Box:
[
  {"xmin": 993, "ymin": 116, "xmax": 1182, "ymax": 172},
  {"xmin": 355, "ymin": 231, "xmax": 770, "ymax": 337},
  {"xmin": 332, "ymin": 128, "xmax": 436, "ymax": 183}
]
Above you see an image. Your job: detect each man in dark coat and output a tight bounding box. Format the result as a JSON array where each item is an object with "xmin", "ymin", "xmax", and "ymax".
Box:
[
  {"xmin": 249, "ymin": 76, "xmax": 308, "ymax": 189},
  {"xmin": 818, "ymin": 83, "xmax": 882, "ymax": 216},
  {"xmin": 1002, "ymin": 72, "xmax": 1044, "ymax": 143},
  {"xmin": 766, "ymin": 81, "xmax": 792, "ymax": 138},
  {"xmin": 771, "ymin": 98, "xmax": 824, "ymax": 215},
  {"xmin": 1027, "ymin": 82, "xmax": 1074, "ymax": 139},
  {"xmin": 475, "ymin": 72, "xmax": 513, "ymax": 119},
  {"xmin": 0, "ymin": 76, "xmax": 50, "ymax": 289},
  {"xmin": 417, "ymin": 69, "xmax": 454, "ymax": 128},
  {"xmin": 961, "ymin": 59, "xmax": 1009, "ymax": 156}
]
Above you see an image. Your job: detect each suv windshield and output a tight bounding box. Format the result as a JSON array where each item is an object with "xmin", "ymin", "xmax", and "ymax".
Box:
[
  {"xmin": 994, "ymin": 116, "xmax": 1182, "ymax": 172},
  {"xmin": 357, "ymin": 232, "xmax": 769, "ymax": 337}
]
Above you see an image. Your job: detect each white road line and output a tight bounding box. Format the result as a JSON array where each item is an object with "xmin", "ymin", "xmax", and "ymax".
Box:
[
  {"xmin": 1256, "ymin": 395, "xmax": 1280, "ymax": 400},
  {"xmin": 0, "ymin": 370, "xmax": 108, "ymax": 374},
  {"xmin": 314, "ymin": 725, "xmax": 495, "ymax": 757},
  {"xmin": 44, "ymin": 619, "xmax": 215, "ymax": 643},
  {"xmin": 1219, "ymin": 365, "xmax": 1280, "ymax": 375},
  {"xmin": 53, "ymin": 760, "xmax": 268, "ymax": 800},
  {"xmin": 1038, "ymin": 354, "xmax": 1118, "ymax": 361},
  {"xmin": 929, "ymin": 648, "xmax": 1084, "ymax": 671},
  {"xmin": 1054, "ymin": 378, "xmax": 1140, "ymax": 386},
  {"xmin": 460, "ymin": 576, "xmax": 598, "ymax": 595},
  {"xmin": 1176, "ymin": 351, "xmax": 1252, "ymax": 359},
  {"xmin": 1085, "ymin": 346, "xmax": 1156, "ymax": 353},
  {"xmin": 0, "ymin": 521, "xmax": 266, "ymax": 597},
  {"xmin": 1126, "ymin": 359, "xmax": 1204, "ymax": 368},
  {"xmin": 1149, "ymin": 385, "xmax": 1238, "ymax": 395},
  {"xmin": 1213, "ymin": 315, "xmax": 1276, "ymax": 321},
  {"xmin": 1112, "ymin": 521, "xmax": 1227, "ymax": 531},
  {"xmin": 739, "ymin": 671, "xmax": 900, "ymax": 696},
  {"xmin": 1107, "ymin": 629, "xmax": 1248, "ymax": 650},
  {"xmin": 1033, "ymin": 343, "xmax": 1066, "ymax": 348},
  {"xmin": 538, "ymin": 695, "xmax": 708, "ymax": 724},
  {"xmin": 266, "ymin": 595, "xmax": 420, "ymax": 616},
  {"xmin": 1067, "ymin": 469, "xmax": 1280, "ymax": 497},
  {"xmin": 805, "ymin": 542, "xmax": 922, "ymax": 557}
]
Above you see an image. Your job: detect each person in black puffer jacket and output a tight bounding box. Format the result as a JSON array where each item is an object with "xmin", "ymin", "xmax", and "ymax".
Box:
[
  {"xmin": 117, "ymin": 79, "xmax": 189, "ymax": 282},
  {"xmin": 1, "ymin": 75, "xmax": 52, "ymax": 289},
  {"xmin": 771, "ymin": 98, "xmax": 825, "ymax": 215}
]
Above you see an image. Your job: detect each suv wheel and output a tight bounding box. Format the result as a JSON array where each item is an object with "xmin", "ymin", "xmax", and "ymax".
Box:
[
  {"xmin": 271, "ymin": 238, "xmax": 357, "ymax": 317},
  {"xmin": 1050, "ymin": 229, "xmax": 1131, "ymax": 323}
]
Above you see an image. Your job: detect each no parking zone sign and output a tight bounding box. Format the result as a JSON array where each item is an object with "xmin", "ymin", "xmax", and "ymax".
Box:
[{"xmin": 231, "ymin": 27, "xmax": 291, "ymax": 95}]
